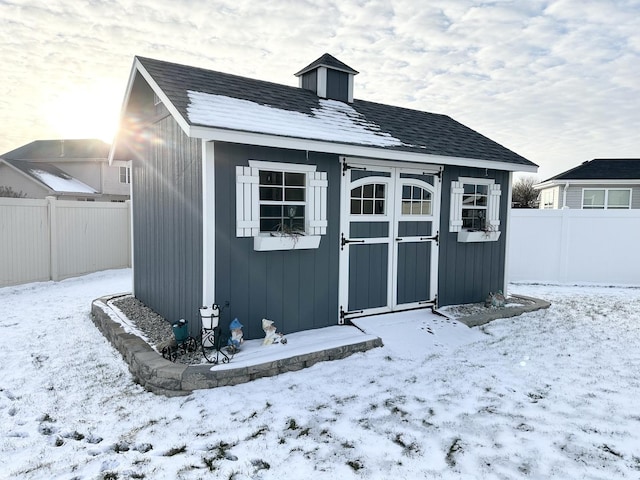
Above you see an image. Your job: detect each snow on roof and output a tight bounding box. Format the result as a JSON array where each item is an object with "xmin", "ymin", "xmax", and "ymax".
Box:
[
  {"xmin": 186, "ymin": 91, "xmax": 405, "ymax": 147},
  {"xmin": 30, "ymin": 169, "xmax": 97, "ymax": 194}
]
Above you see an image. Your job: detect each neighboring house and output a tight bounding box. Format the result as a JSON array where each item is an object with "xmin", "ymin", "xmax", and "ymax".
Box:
[
  {"xmin": 1, "ymin": 139, "xmax": 130, "ymax": 201},
  {"xmin": 110, "ymin": 53, "xmax": 537, "ymax": 340},
  {"xmin": 535, "ymin": 158, "xmax": 640, "ymax": 209}
]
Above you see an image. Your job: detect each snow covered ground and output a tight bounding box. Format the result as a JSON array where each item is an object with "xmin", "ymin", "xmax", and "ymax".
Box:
[{"xmin": 1, "ymin": 269, "xmax": 640, "ymax": 479}]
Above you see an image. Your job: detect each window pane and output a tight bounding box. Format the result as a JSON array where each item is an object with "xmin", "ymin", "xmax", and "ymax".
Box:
[
  {"xmin": 607, "ymin": 190, "xmax": 630, "ymax": 208},
  {"xmin": 260, "ymin": 186, "xmax": 282, "ymax": 201},
  {"xmin": 285, "ymin": 187, "xmax": 305, "ymax": 201},
  {"xmin": 375, "ymin": 184, "xmax": 386, "ymax": 199},
  {"xmin": 462, "ymin": 195, "xmax": 476, "ymax": 206},
  {"xmin": 476, "ymin": 195, "xmax": 487, "ymax": 207},
  {"xmin": 412, "ymin": 187, "xmax": 422, "ymax": 200},
  {"xmin": 375, "ymin": 200, "xmax": 385, "ymax": 215},
  {"xmin": 402, "ymin": 185, "xmax": 411, "ymax": 200},
  {"xmin": 260, "ymin": 218, "xmax": 281, "ymax": 232},
  {"xmin": 351, "ymin": 186, "xmax": 362, "ymax": 198},
  {"xmin": 421, "ymin": 201, "xmax": 432, "ymax": 215},
  {"xmin": 476, "ymin": 184, "xmax": 488, "ymax": 195},
  {"xmin": 260, "ymin": 171, "xmax": 282, "ymax": 186},
  {"xmin": 463, "ymin": 184, "xmax": 476, "ymax": 195},
  {"xmin": 363, "ymin": 200, "xmax": 374, "ymax": 214},
  {"xmin": 260, "ymin": 204, "xmax": 283, "ymax": 218},
  {"xmin": 363, "ymin": 184, "xmax": 374, "ymax": 198},
  {"xmin": 402, "ymin": 201, "xmax": 411, "ymax": 214},
  {"xmin": 583, "ymin": 189, "xmax": 605, "ymax": 207},
  {"xmin": 351, "ymin": 199, "xmax": 361, "ymax": 214},
  {"xmin": 285, "ymin": 172, "xmax": 305, "ymax": 186}
]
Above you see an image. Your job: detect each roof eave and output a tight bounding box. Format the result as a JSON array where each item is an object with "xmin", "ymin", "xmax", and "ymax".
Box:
[
  {"xmin": 536, "ymin": 179, "xmax": 640, "ymax": 189},
  {"xmin": 190, "ymin": 125, "xmax": 538, "ymax": 173}
]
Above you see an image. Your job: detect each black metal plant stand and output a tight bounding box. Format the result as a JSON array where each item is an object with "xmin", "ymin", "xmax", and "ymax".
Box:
[
  {"xmin": 199, "ymin": 304, "xmax": 231, "ymax": 365},
  {"xmin": 161, "ymin": 319, "xmax": 197, "ymax": 362}
]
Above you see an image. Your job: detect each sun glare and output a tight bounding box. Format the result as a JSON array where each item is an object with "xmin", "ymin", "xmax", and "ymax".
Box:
[{"xmin": 46, "ymin": 81, "xmax": 122, "ymax": 144}]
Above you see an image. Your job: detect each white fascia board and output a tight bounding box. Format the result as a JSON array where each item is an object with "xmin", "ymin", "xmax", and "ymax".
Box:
[
  {"xmin": 108, "ymin": 58, "xmax": 192, "ymax": 165},
  {"xmin": 536, "ymin": 179, "xmax": 640, "ymax": 189},
  {"xmin": 189, "ymin": 125, "xmax": 538, "ymax": 173}
]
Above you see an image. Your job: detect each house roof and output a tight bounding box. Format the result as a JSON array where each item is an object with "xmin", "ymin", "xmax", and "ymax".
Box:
[
  {"xmin": 1, "ymin": 158, "xmax": 97, "ymax": 195},
  {"xmin": 118, "ymin": 55, "xmax": 536, "ymax": 171},
  {"xmin": 541, "ymin": 159, "xmax": 640, "ymax": 183},
  {"xmin": 2, "ymin": 139, "xmax": 110, "ymax": 161},
  {"xmin": 294, "ymin": 53, "xmax": 359, "ymax": 76}
]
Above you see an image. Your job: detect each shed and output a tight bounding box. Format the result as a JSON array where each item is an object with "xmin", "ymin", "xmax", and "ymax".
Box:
[{"xmin": 110, "ymin": 53, "xmax": 537, "ymax": 340}]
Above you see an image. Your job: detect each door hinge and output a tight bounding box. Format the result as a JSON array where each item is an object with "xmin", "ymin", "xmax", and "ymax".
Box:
[
  {"xmin": 342, "ymin": 161, "xmax": 367, "ymax": 176},
  {"xmin": 419, "ymin": 231, "xmax": 439, "ymax": 245},
  {"xmin": 341, "ymin": 232, "xmax": 365, "ymax": 250},
  {"xmin": 339, "ymin": 305, "xmax": 363, "ymax": 324}
]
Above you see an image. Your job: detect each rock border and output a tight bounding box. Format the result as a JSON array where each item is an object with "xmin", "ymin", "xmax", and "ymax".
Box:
[
  {"xmin": 453, "ymin": 294, "xmax": 551, "ymax": 327},
  {"xmin": 91, "ymin": 295, "xmax": 383, "ymax": 397}
]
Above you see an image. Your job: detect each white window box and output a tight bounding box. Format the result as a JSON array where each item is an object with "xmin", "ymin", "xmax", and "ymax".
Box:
[
  {"xmin": 254, "ymin": 233, "xmax": 321, "ymax": 251},
  {"xmin": 457, "ymin": 230, "xmax": 501, "ymax": 243}
]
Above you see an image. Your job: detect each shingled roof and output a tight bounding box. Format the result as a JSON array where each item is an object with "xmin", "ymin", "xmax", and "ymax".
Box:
[
  {"xmin": 542, "ymin": 159, "xmax": 640, "ymax": 182},
  {"xmin": 1, "ymin": 158, "xmax": 97, "ymax": 194},
  {"xmin": 2, "ymin": 139, "xmax": 110, "ymax": 161},
  {"xmin": 130, "ymin": 56, "xmax": 536, "ymax": 169}
]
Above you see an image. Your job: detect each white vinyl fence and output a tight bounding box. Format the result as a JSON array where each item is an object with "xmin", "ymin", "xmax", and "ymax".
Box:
[
  {"xmin": 508, "ymin": 209, "xmax": 640, "ymax": 286},
  {"xmin": 1, "ymin": 197, "xmax": 131, "ymax": 287}
]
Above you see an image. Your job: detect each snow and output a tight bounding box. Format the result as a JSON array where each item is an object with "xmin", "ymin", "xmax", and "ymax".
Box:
[
  {"xmin": 187, "ymin": 91, "xmax": 404, "ymax": 147},
  {"xmin": 30, "ymin": 169, "xmax": 96, "ymax": 194},
  {"xmin": 2, "ymin": 269, "xmax": 640, "ymax": 479}
]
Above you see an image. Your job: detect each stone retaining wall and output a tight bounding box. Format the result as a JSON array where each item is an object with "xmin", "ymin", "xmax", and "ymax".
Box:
[{"xmin": 91, "ymin": 296, "xmax": 383, "ymax": 396}]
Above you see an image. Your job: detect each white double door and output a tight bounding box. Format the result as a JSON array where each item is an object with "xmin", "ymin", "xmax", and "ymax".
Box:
[{"xmin": 338, "ymin": 160, "xmax": 441, "ymax": 322}]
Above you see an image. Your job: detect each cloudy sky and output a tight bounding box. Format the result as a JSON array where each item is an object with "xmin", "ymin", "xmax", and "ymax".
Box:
[{"xmin": 1, "ymin": 0, "xmax": 638, "ymax": 180}]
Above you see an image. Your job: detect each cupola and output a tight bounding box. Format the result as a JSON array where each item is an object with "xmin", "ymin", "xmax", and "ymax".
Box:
[{"xmin": 295, "ymin": 53, "xmax": 359, "ymax": 103}]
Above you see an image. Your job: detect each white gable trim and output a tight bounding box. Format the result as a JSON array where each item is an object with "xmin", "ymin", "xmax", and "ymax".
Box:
[{"xmin": 190, "ymin": 125, "xmax": 538, "ymax": 173}]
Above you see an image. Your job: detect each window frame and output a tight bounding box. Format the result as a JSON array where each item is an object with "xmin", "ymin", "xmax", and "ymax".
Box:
[
  {"xmin": 582, "ymin": 188, "xmax": 631, "ymax": 209},
  {"xmin": 236, "ymin": 160, "xmax": 327, "ymax": 251},
  {"xmin": 449, "ymin": 177, "xmax": 502, "ymax": 242},
  {"xmin": 119, "ymin": 166, "xmax": 131, "ymax": 184}
]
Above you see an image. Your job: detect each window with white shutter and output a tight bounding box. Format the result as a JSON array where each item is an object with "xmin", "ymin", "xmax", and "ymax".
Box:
[
  {"xmin": 236, "ymin": 160, "xmax": 328, "ymax": 250},
  {"xmin": 450, "ymin": 177, "xmax": 502, "ymax": 242}
]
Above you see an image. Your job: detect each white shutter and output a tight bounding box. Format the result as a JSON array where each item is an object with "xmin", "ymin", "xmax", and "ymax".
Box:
[
  {"xmin": 487, "ymin": 183, "xmax": 501, "ymax": 230},
  {"xmin": 236, "ymin": 166, "xmax": 259, "ymax": 237},
  {"xmin": 307, "ymin": 171, "xmax": 328, "ymax": 235},
  {"xmin": 449, "ymin": 181, "xmax": 464, "ymax": 232}
]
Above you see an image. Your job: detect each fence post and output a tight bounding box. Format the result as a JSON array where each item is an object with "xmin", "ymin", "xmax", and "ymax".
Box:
[
  {"xmin": 559, "ymin": 209, "xmax": 571, "ymax": 283},
  {"xmin": 46, "ymin": 196, "xmax": 59, "ymax": 281}
]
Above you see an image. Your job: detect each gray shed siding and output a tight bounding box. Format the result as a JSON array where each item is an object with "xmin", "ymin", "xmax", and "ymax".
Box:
[
  {"xmin": 214, "ymin": 143, "xmax": 341, "ymax": 340},
  {"xmin": 438, "ymin": 166, "xmax": 510, "ymax": 307},
  {"xmin": 132, "ymin": 114, "xmax": 203, "ymax": 335}
]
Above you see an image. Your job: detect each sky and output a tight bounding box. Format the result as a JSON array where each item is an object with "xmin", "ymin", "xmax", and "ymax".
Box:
[{"xmin": 1, "ymin": 0, "xmax": 638, "ymax": 181}]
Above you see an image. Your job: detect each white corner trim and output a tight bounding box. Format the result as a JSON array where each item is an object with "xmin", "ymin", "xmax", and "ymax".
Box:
[
  {"xmin": 202, "ymin": 140, "xmax": 216, "ymax": 306},
  {"xmin": 317, "ymin": 66, "xmax": 327, "ymax": 98}
]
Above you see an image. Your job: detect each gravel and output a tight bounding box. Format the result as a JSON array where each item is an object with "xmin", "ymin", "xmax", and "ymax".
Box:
[{"xmin": 111, "ymin": 295, "xmax": 207, "ymax": 364}]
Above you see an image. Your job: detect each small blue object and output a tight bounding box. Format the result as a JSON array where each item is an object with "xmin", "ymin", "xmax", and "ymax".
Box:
[{"xmin": 229, "ymin": 318, "xmax": 243, "ymax": 330}]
